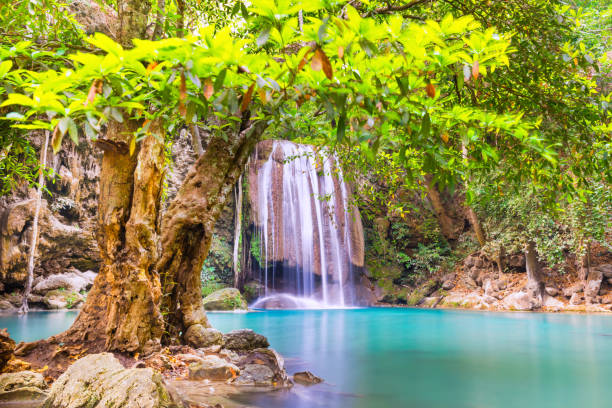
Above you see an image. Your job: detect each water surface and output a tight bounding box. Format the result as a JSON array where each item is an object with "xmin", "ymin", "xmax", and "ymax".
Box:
[{"xmin": 2, "ymin": 308, "xmax": 612, "ymax": 408}]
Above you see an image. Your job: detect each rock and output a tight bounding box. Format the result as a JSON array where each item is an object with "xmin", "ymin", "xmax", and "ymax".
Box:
[
  {"xmin": 570, "ymin": 293, "xmax": 584, "ymax": 305},
  {"xmin": 562, "ymin": 282, "xmax": 584, "ymax": 298},
  {"xmin": 407, "ymin": 280, "xmax": 439, "ymax": 306},
  {"xmin": 0, "ymin": 300, "xmax": 14, "ymax": 310},
  {"xmin": 188, "ymin": 355, "xmax": 240, "ymax": 381},
  {"xmin": 503, "ymin": 292, "xmax": 536, "ymax": 311},
  {"xmin": 33, "ymin": 270, "xmax": 94, "ymax": 294},
  {"xmin": 483, "ymin": 279, "xmax": 496, "ymax": 297},
  {"xmin": 0, "ymin": 371, "xmax": 48, "ymax": 402},
  {"xmin": 545, "ymin": 286, "xmax": 559, "ymax": 297},
  {"xmin": 42, "ymin": 290, "xmax": 83, "ymax": 310},
  {"xmin": 293, "ymin": 371, "xmax": 323, "ymax": 386},
  {"xmin": 596, "ymin": 264, "xmax": 612, "ymax": 279},
  {"xmin": 202, "ymin": 288, "xmax": 247, "ymax": 311},
  {"xmin": 234, "ymin": 348, "xmax": 290, "ymax": 387},
  {"xmin": 585, "ymin": 270, "xmax": 604, "ymax": 304},
  {"xmin": 233, "ymin": 364, "xmax": 275, "ymax": 386},
  {"xmin": 422, "ymin": 297, "xmax": 441, "ymax": 308},
  {"xmin": 0, "ymin": 329, "xmax": 15, "ymax": 370},
  {"xmin": 441, "ymin": 280, "xmax": 455, "ymax": 290},
  {"xmin": 184, "ymin": 325, "xmax": 223, "ymax": 349},
  {"xmin": 43, "ymin": 353, "xmax": 177, "ymax": 408},
  {"xmin": 543, "ymin": 295, "xmax": 565, "ymax": 310},
  {"xmin": 222, "ymin": 329, "xmax": 269, "ymax": 350}
]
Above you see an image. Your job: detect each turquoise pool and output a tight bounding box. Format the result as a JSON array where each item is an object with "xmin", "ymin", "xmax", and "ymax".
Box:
[{"xmin": 2, "ymin": 308, "xmax": 612, "ymax": 408}]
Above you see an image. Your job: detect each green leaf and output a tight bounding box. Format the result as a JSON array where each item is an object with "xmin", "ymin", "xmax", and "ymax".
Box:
[
  {"xmin": 214, "ymin": 69, "xmax": 227, "ymax": 92},
  {"xmin": 337, "ymin": 111, "xmax": 347, "ymax": 143},
  {"xmin": 0, "ymin": 60, "xmax": 12, "ymax": 78},
  {"xmin": 420, "ymin": 112, "xmax": 431, "ymax": 138},
  {"xmin": 84, "ymin": 121, "xmax": 97, "ymax": 140},
  {"xmin": 58, "ymin": 117, "xmax": 69, "ymax": 136},
  {"xmin": 67, "ymin": 118, "xmax": 78, "ymax": 144}
]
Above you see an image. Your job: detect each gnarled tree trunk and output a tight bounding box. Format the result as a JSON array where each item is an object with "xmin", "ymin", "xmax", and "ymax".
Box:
[
  {"xmin": 158, "ymin": 120, "xmax": 266, "ymax": 342},
  {"xmin": 423, "ymin": 174, "xmax": 457, "ymax": 241}
]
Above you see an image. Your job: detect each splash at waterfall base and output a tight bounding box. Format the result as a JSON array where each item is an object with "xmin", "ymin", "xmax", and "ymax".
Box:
[{"xmin": 242, "ymin": 140, "xmax": 373, "ymax": 309}]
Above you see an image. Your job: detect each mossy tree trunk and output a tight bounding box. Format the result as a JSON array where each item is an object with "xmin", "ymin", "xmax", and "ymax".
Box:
[
  {"xmin": 158, "ymin": 119, "xmax": 266, "ymax": 342},
  {"xmin": 525, "ymin": 240, "xmax": 543, "ymax": 307}
]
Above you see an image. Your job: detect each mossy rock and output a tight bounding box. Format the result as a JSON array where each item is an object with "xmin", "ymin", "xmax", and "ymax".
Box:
[
  {"xmin": 202, "ymin": 288, "xmax": 247, "ymax": 311},
  {"xmin": 406, "ymin": 290, "xmax": 425, "ymax": 306}
]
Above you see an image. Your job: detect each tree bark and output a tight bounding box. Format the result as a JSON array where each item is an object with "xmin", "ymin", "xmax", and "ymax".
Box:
[
  {"xmin": 158, "ymin": 120, "xmax": 267, "ymax": 342},
  {"xmin": 423, "ymin": 174, "xmax": 457, "ymax": 240},
  {"xmin": 577, "ymin": 241, "xmax": 591, "ymax": 282},
  {"xmin": 461, "ymin": 143, "xmax": 486, "ymax": 246},
  {"xmin": 59, "ymin": 121, "xmax": 166, "ymax": 352},
  {"xmin": 525, "ymin": 240, "xmax": 543, "ymax": 307},
  {"xmin": 19, "ymin": 130, "xmax": 49, "ymax": 314}
]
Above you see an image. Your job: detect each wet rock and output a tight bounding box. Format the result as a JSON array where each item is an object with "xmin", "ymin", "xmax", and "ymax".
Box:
[
  {"xmin": 563, "ymin": 282, "xmax": 584, "ymax": 298},
  {"xmin": 0, "ymin": 300, "xmax": 14, "ymax": 310},
  {"xmin": 503, "ymin": 292, "xmax": 536, "ymax": 311},
  {"xmin": 233, "ymin": 364, "xmax": 275, "ymax": 386},
  {"xmin": 184, "ymin": 325, "xmax": 223, "ymax": 349},
  {"xmin": 0, "ymin": 371, "xmax": 47, "ymax": 402},
  {"xmin": 0, "ymin": 329, "xmax": 15, "ymax": 370},
  {"xmin": 188, "ymin": 355, "xmax": 240, "ymax": 381},
  {"xmin": 43, "ymin": 353, "xmax": 177, "ymax": 408},
  {"xmin": 570, "ymin": 293, "xmax": 584, "ymax": 305},
  {"xmin": 202, "ymin": 288, "xmax": 247, "ymax": 311},
  {"xmin": 407, "ymin": 280, "xmax": 439, "ymax": 306},
  {"xmin": 222, "ymin": 329, "xmax": 269, "ymax": 351},
  {"xmin": 545, "ymin": 286, "xmax": 559, "ymax": 297},
  {"xmin": 293, "ymin": 371, "xmax": 323, "ymax": 386},
  {"xmin": 235, "ymin": 348, "xmax": 290, "ymax": 387}
]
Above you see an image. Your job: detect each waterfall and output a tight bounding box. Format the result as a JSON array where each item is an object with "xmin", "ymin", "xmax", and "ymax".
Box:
[{"xmin": 248, "ymin": 140, "xmax": 364, "ymax": 308}]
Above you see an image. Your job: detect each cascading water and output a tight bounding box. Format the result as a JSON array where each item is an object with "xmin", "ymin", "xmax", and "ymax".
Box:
[{"xmin": 247, "ymin": 140, "xmax": 365, "ymax": 309}]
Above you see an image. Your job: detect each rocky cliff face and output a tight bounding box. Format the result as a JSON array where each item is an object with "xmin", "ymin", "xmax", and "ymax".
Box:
[{"xmin": 0, "ymin": 135, "xmax": 100, "ymax": 300}]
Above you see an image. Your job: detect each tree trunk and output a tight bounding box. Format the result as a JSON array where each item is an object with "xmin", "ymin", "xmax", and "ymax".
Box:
[
  {"xmin": 55, "ymin": 121, "xmax": 166, "ymax": 353},
  {"xmin": 525, "ymin": 240, "xmax": 543, "ymax": 307},
  {"xmin": 423, "ymin": 174, "xmax": 457, "ymax": 241},
  {"xmin": 461, "ymin": 143, "xmax": 486, "ymax": 246},
  {"xmin": 19, "ymin": 130, "xmax": 49, "ymax": 314},
  {"xmin": 233, "ymin": 174, "xmax": 243, "ymax": 288},
  {"xmin": 158, "ymin": 120, "xmax": 266, "ymax": 342},
  {"xmin": 577, "ymin": 241, "xmax": 591, "ymax": 282}
]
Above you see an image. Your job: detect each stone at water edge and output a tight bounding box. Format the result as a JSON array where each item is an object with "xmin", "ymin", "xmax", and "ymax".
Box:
[
  {"xmin": 0, "ymin": 371, "xmax": 48, "ymax": 402},
  {"xmin": 293, "ymin": 371, "xmax": 323, "ymax": 386},
  {"xmin": 222, "ymin": 329, "xmax": 269, "ymax": 350},
  {"xmin": 188, "ymin": 355, "xmax": 240, "ymax": 381},
  {"xmin": 184, "ymin": 324, "xmax": 223, "ymax": 348},
  {"xmin": 202, "ymin": 288, "xmax": 247, "ymax": 311},
  {"xmin": 232, "ymin": 348, "xmax": 291, "ymax": 387},
  {"xmin": 43, "ymin": 353, "xmax": 178, "ymax": 408},
  {"xmin": 0, "ymin": 329, "xmax": 15, "ymax": 370},
  {"xmin": 503, "ymin": 292, "xmax": 536, "ymax": 311}
]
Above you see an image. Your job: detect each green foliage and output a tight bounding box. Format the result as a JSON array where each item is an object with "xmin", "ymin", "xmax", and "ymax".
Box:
[{"xmin": 200, "ymin": 264, "xmax": 228, "ymax": 297}]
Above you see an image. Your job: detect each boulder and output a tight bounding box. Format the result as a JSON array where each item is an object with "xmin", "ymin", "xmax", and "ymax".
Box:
[
  {"xmin": 543, "ymin": 295, "xmax": 565, "ymax": 311},
  {"xmin": 570, "ymin": 293, "xmax": 584, "ymax": 305},
  {"xmin": 422, "ymin": 297, "xmax": 442, "ymax": 308},
  {"xmin": 233, "ymin": 348, "xmax": 290, "ymax": 387},
  {"xmin": 293, "ymin": 371, "xmax": 323, "ymax": 386},
  {"xmin": 562, "ymin": 282, "xmax": 584, "ymax": 298},
  {"xmin": 585, "ymin": 270, "xmax": 604, "ymax": 304},
  {"xmin": 184, "ymin": 325, "xmax": 223, "ymax": 349},
  {"xmin": 188, "ymin": 355, "xmax": 240, "ymax": 381},
  {"xmin": 0, "ymin": 371, "xmax": 48, "ymax": 402},
  {"xmin": 222, "ymin": 329, "xmax": 269, "ymax": 351},
  {"xmin": 33, "ymin": 270, "xmax": 95, "ymax": 294},
  {"xmin": 503, "ymin": 292, "xmax": 536, "ymax": 311},
  {"xmin": 596, "ymin": 264, "xmax": 612, "ymax": 279},
  {"xmin": 202, "ymin": 288, "xmax": 247, "ymax": 311},
  {"xmin": 42, "ymin": 353, "xmax": 177, "ymax": 408},
  {"xmin": 545, "ymin": 286, "xmax": 559, "ymax": 297},
  {"xmin": 441, "ymin": 273, "xmax": 456, "ymax": 290},
  {"xmin": 43, "ymin": 290, "xmax": 83, "ymax": 310}
]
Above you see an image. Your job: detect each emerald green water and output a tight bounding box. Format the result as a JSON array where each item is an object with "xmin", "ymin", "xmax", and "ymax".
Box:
[{"xmin": 2, "ymin": 308, "xmax": 612, "ymax": 407}]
